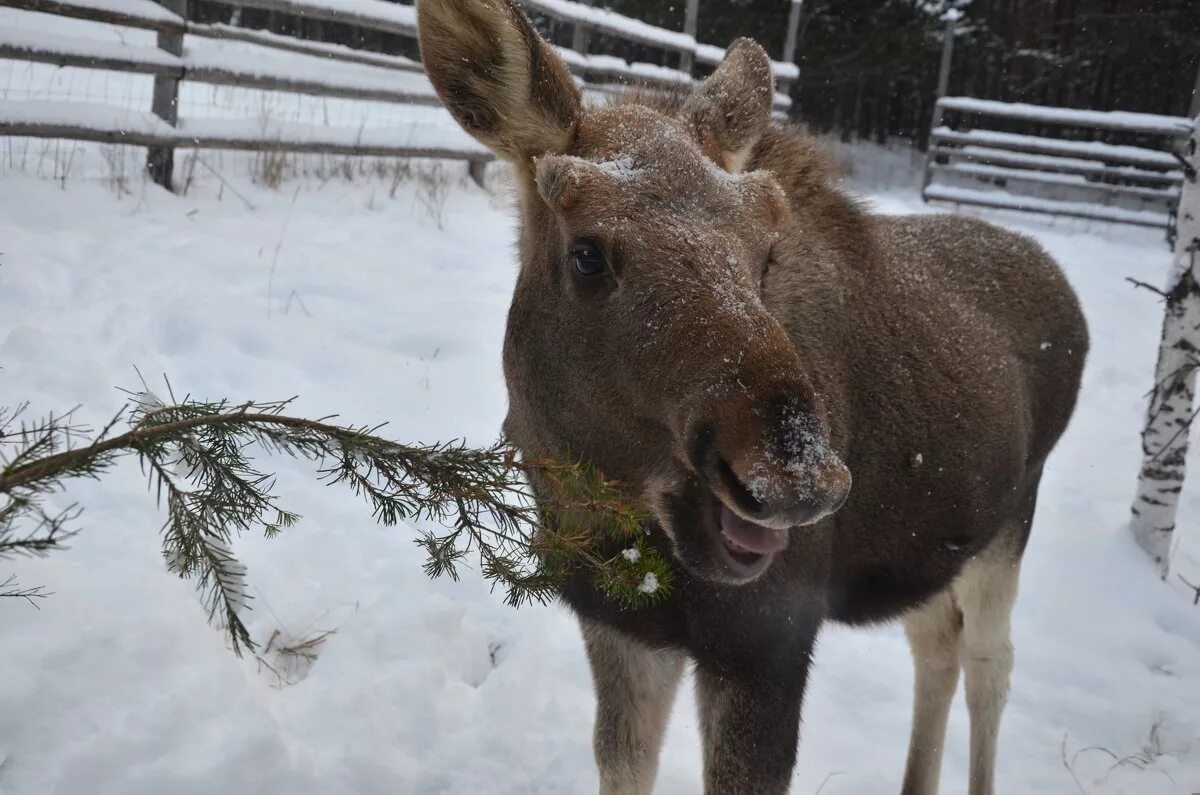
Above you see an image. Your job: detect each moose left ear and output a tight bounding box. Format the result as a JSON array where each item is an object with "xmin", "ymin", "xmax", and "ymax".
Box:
[{"xmin": 682, "ymin": 38, "xmax": 775, "ymax": 173}]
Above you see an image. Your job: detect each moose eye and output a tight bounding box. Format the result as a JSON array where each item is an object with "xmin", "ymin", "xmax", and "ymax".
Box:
[{"xmin": 570, "ymin": 241, "xmax": 607, "ymax": 278}]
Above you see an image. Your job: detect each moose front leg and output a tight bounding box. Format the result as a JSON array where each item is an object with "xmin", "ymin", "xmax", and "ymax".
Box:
[
  {"xmin": 582, "ymin": 620, "xmax": 687, "ymax": 795},
  {"xmin": 694, "ymin": 658, "xmax": 812, "ymax": 795}
]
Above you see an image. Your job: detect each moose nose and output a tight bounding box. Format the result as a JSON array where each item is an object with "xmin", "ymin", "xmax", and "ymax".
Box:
[
  {"xmin": 712, "ymin": 455, "xmax": 829, "ymax": 526},
  {"xmin": 687, "ymin": 401, "xmax": 852, "ymax": 530}
]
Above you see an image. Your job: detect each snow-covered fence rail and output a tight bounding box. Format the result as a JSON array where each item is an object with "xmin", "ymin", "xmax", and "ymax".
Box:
[
  {"xmin": 923, "ymin": 96, "xmax": 1192, "ymax": 233},
  {"xmin": 0, "ymin": 0, "xmax": 488, "ymax": 186},
  {"xmin": 0, "ymin": 26, "xmax": 443, "ymax": 105},
  {"xmin": 0, "ymin": 0, "xmax": 801, "ymax": 190}
]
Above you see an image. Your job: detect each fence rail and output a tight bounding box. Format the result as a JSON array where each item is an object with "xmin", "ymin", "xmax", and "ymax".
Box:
[
  {"xmin": 0, "ymin": 0, "xmax": 802, "ymax": 190},
  {"xmin": 5, "ymin": 0, "xmax": 182, "ymax": 31},
  {"xmin": 922, "ymin": 95, "xmax": 1191, "ymax": 234}
]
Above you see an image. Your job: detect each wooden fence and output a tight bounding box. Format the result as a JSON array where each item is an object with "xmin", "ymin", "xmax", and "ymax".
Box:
[
  {"xmin": 921, "ymin": 97, "xmax": 1192, "ymax": 232},
  {"xmin": 919, "ymin": 17, "xmax": 1194, "ymax": 235},
  {"xmin": 0, "ymin": 0, "xmax": 802, "ymax": 189}
]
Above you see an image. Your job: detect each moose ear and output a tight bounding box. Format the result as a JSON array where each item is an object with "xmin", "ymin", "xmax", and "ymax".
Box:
[
  {"xmin": 416, "ymin": 0, "xmax": 581, "ymax": 164},
  {"xmin": 682, "ymin": 38, "xmax": 775, "ymax": 173}
]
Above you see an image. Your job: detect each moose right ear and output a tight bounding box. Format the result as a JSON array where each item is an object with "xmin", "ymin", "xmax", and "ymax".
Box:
[
  {"xmin": 681, "ymin": 38, "xmax": 774, "ymax": 173},
  {"xmin": 416, "ymin": 0, "xmax": 581, "ymax": 164}
]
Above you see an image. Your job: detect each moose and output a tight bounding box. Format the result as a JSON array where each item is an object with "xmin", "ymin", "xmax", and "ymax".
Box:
[{"xmin": 415, "ymin": 2, "xmax": 1088, "ymax": 792}]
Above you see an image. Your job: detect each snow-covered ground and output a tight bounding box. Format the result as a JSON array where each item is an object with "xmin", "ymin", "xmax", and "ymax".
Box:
[{"xmin": 2, "ymin": 146, "xmax": 1200, "ymax": 795}]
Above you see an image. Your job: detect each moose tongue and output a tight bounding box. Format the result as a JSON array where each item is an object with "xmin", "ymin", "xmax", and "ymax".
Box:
[{"xmin": 718, "ymin": 505, "xmax": 789, "ymax": 554}]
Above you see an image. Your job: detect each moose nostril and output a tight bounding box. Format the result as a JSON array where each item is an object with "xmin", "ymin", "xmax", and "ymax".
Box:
[{"xmin": 715, "ymin": 458, "xmax": 764, "ymax": 517}]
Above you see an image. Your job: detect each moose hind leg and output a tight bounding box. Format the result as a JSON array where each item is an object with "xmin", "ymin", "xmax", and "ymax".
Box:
[
  {"xmin": 953, "ymin": 536, "xmax": 1022, "ymax": 795},
  {"xmin": 582, "ymin": 620, "xmax": 686, "ymax": 795},
  {"xmin": 900, "ymin": 590, "xmax": 963, "ymax": 795}
]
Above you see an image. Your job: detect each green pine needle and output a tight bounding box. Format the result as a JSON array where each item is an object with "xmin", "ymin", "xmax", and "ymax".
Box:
[{"xmin": 0, "ymin": 382, "xmax": 673, "ymax": 656}]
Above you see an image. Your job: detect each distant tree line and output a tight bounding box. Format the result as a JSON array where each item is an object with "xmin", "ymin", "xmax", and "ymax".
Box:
[
  {"xmin": 607, "ymin": 0, "xmax": 1200, "ymax": 145},
  {"xmin": 189, "ymin": 0, "xmax": 1199, "ymax": 148}
]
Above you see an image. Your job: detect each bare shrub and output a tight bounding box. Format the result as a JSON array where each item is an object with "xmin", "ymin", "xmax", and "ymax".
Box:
[
  {"xmin": 99, "ymin": 145, "xmax": 133, "ymax": 197},
  {"xmin": 388, "ymin": 158, "xmax": 413, "ymax": 198},
  {"xmin": 252, "ymin": 148, "xmax": 290, "ymax": 189},
  {"xmin": 416, "ymin": 162, "xmax": 449, "ymax": 229}
]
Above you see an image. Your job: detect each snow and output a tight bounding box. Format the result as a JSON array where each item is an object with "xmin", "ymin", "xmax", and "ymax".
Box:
[
  {"xmin": 614, "ymin": 57, "xmax": 695, "ymax": 86},
  {"xmin": 34, "ymin": 0, "xmax": 184, "ymax": 25},
  {"xmin": 0, "ymin": 99, "xmax": 489, "ymax": 156},
  {"xmin": 35, "ymin": 0, "xmax": 798, "ymax": 90},
  {"xmin": 946, "ymin": 144, "xmax": 1185, "ymax": 184},
  {"xmin": 192, "ymin": 23, "xmax": 424, "ymax": 73},
  {"xmin": 0, "ymin": 98, "xmax": 176, "ymax": 136},
  {"xmin": 232, "ymin": 0, "xmax": 416, "ymax": 35},
  {"xmin": 932, "ymin": 126, "xmax": 1183, "ymax": 169},
  {"xmin": 0, "ymin": 24, "xmax": 180, "ymax": 69},
  {"xmin": 4, "ymin": 22, "xmax": 1200, "ymax": 790},
  {"xmin": 591, "ymin": 153, "xmax": 645, "ymax": 182},
  {"xmin": 554, "ymin": 46, "xmax": 696, "ymax": 88},
  {"xmin": 179, "ymin": 116, "xmax": 488, "ymax": 155},
  {"xmin": 694, "ymin": 41, "xmax": 800, "ymax": 81},
  {"xmin": 932, "ymin": 160, "xmax": 1179, "ymax": 200},
  {"xmin": 529, "ymin": 0, "xmax": 801, "ymax": 84},
  {"xmin": 182, "ymin": 35, "xmax": 439, "ymax": 104},
  {"xmin": 1, "ymin": 150, "xmax": 1198, "ymax": 794},
  {"xmin": 694, "ymin": 42, "xmax": 728, "ymax": 66},
  {"xmin": 923, "ymin": 183, "xmax": 1170, "ymax": 228},
  {"xmin": 0, "ymin": 6, "xmax": 789, "ymax": 120},
  {"xmin": 939, "ymin": 97, "xmax": 1192, "ymax": 138},
  {"xmin": 524, "ymin": 0, "xmax": 695, "ymax": 51},
  {"xmin": 0, "ymin": 25, "xmax": 440, "ymax": 104}
]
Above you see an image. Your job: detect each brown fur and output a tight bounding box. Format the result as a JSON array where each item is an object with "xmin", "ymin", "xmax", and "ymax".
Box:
[{"xmin": 416, "ymin": 3, "xmax": 1088, "ymax": 792}]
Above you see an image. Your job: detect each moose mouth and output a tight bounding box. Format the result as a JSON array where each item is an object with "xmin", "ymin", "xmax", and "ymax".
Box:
[{"xmin": 705, "ymin": 500, "xmax": 789, "ymax": 580}]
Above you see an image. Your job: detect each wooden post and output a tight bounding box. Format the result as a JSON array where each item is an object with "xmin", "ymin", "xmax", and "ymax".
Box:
[
  {"xmin": 468, "ymin": 158, "xmax": 488, "ymax": 189},
  {"xmin": 1131, "ymin": 115, "xmax": 1200, "ymax": 578},
  {"xmin": 680, "ymin": 0, "xmax": 699, "ymax": 76},
  {"xmin": 777, "ymin": 0, "xmax": 803, "ymax": 99},
  {"xmin": 1189, "ymin": 58, "xmax": 1200, "ymax": 120},
  {"xmin": 147, "ymin": 0, "xmax": 187, "ymax": 190},
  {"xmin": 935, "ymin": 12, "xmax": 957, "ymax": 100},
  {"xmin": 921, "ymin": 13, "xmax": 957, "ymax": 199},
  {"xmin": 571, "ymin": 0, "xmax": 591, "ymax": 56},
  {"xmin": 782, "ymin": 0, "xmax": 803, "ymax": 65}
]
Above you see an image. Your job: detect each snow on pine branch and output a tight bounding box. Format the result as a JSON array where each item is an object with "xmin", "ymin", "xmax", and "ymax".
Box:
[{"xmin": 0, "ymin": 383, "xmax": 672, "ymax": 656}]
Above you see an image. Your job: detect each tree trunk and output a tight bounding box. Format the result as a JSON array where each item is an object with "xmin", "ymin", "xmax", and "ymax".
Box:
[{"xmin": 1131, "ymin": 116, "xmax": 1200, "ymax": 577}]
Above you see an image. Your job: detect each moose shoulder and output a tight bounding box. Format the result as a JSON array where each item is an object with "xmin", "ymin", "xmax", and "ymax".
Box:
[{"xmin": 415, "ymin": 2, "xmax": 1088, "ymax": 793}]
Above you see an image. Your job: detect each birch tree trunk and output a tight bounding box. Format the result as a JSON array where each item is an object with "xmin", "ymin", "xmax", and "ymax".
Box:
[{"xmin": 1131, "ymin": 115, "xmax": 1200, "ymax": 578}]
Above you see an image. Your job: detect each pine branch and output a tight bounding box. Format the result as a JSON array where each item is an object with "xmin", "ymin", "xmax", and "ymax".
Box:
[
  {"xmin": 0, "ymin": 389, "xmax": 671, "ymax": 656},
  {"xmin": 0, "ymin": 573, "xmax": 50, "ymax": 608}
]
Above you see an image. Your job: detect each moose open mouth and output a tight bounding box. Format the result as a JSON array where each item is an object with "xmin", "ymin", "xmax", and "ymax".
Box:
[{"xmin": 706, "ymin": 500, "xmax": 789, "ymax": 580}]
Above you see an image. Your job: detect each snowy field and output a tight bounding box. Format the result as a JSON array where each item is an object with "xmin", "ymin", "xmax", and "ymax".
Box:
[{"xmin": 2, "ymin": 139, "xmax": 1200, "ymax": 795}]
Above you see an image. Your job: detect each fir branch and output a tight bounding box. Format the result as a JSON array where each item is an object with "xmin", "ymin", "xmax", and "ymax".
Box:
[{"xmin": 0, "ymin": 388, "xmax": 672, "ymax": 656}]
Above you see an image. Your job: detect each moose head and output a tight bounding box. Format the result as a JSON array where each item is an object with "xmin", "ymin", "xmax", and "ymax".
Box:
[{"xmin": 417, "ymin": 0, "xmax": 851, "ymax": 583}]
